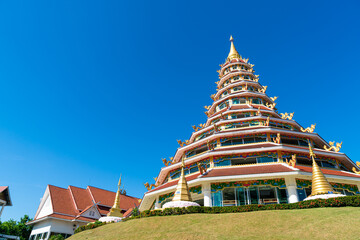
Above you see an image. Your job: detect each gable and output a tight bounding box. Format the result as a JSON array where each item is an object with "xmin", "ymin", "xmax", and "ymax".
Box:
[
  {"xmin": 35, "ymin": 189, "xmax": 53, "ymax": 219},
  {"xmin": 79, "ymin": 205, "xmax": 101, "ymax": 219}
]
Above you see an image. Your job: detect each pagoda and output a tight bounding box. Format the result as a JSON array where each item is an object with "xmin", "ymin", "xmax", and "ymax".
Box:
[{"xmin": 139, "ymin": 36, "xmax": 360, "ymax": 211}]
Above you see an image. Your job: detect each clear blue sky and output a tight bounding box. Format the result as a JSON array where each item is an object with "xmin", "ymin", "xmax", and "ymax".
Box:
[{"xmin": 1, "ymin": 0, "xmax": 359, "ymax": 221}]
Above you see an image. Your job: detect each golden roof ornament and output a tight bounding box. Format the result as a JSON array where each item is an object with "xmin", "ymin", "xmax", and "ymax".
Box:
[
  {"xmin": 308, "ymin": 142, "xmax": 338, "ymax": 196},
  {"xmin": 227, "ymin": 36, "xmax": 241, "ymax": 62},
  {"xmin": 107, "ymin": 175, "xmax": 123, "ymax": 217},
  {"xmin": 172, "ymin": 156, "xmax": 192, "ymax": 202}
]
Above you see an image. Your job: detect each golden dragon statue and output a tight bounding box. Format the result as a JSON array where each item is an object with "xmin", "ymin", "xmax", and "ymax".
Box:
[
  {"xmin": 272, "ymin": 133, "xmax": 281, "ymax": 144},
  {"xmin": 280, "ymin": 112, "xmax": 294, "ymax": 120},
  {"xmin": 177, "ymin": 139, "xmax": 190, "ymax": 147},
  {"xmin": 162, "ymin": 157, "xmax": 173, "ymax": 166},
  {"xmin": 259, "ymin": 86, "xmax": 267, "ymax": 93},
  {"xmin": 286, "ymin": 154, "xmax": 297, "ymax": 167},
  {"xmin": 324, "ymin": 141, "xmax": 342, "ymax": 152},
  {"xmin": 300, "ymin": 124, "xmax": 316, "ymax": 133},
  {"xmin": 352, "ymin": 162, "xmax": 360, "ymax": 174}
]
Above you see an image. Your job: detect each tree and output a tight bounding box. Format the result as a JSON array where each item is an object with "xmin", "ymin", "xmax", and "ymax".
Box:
[{"xmin": 0, "ymin": 215, "xmax": 33, "ymax": 240}]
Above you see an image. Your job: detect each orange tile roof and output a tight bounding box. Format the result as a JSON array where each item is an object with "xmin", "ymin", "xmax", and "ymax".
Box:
[
  {"xmin": 147, "ymin": 173, "xmax": 201, "ymax": 193},
  {"xmin": 201, "ymin": 164, "xmax": 295, "ymax": 178},
  {"xmin": 295, "ymin": 165, "xmax": 360, "ymax": 178},
  {"xmin": 32, "ymin": 184, "xmax": 141, "ymax": 224}
]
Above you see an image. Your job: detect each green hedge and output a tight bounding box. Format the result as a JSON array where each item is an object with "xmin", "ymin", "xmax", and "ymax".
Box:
[
  {"xmin": 130, "ymin": 195, "xmax": 360, "ymax": 219},
  {"xmin": 74, "ymin": 221, "xmax": 107, "ymax": 234}
]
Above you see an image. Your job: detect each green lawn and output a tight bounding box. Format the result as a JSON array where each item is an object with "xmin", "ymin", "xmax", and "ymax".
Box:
[{"xmin": 69, "ymin": 207, "xmax": 360, "ymax": 240}]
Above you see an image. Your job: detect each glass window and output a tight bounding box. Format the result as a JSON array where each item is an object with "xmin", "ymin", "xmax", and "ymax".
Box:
[
  {"xmin": 29, "ymin": 236, "xmax": 35, "ymax": 240},
  {"xmin": 236, "ymin": 188, "xmax": 247, "ymax": 205},
  {"xmin": 215, "ymin": 159, "xmax": 231, "ymax": 167},
  {"xmin": 233, "ymin": 98, "xmax": 239, "ymax": 104},
  {"xmin": 252, "ymin": 98, "xmax": 261, "ymax": 104},
  {"xmin": 43, "ymin": 232, "xmax": 48, "ymax": 239},
  {"xmin": 211, "ymin": 191, "xmax": 222, "ymax": 207},
  {"xmin": 257, "ymin": 156, "xmax": 276, "ymax": 163},
  {"xmin": 276, "ymin": 188, "xmax": 288, "ymax": 204},
  {"xmin": 297, "ymin": 189, "xmax": 306, "ymax": 201},
  {"xmin": 321, "ymin": 161, "xmax": 335, "ymax": 168},
  {"xmin": 249, "ymin": 187, "xmax": 259, "ymax": 204},
  {"xmin": 259, "ymin": 187, "xmax": 277, "ymax": 204},
  {"xmin": 223, "ymin": 188, "xmax": 236, "ymax": 206}
]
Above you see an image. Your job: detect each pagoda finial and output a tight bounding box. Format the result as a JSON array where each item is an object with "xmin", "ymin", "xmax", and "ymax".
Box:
[
  {"xmin": 107, "ymin": 175, "xmax": 123, "ymax": 217},
  {"xmin": 172, "ymin": 156, "xmax": 192, "ymax": 202},
  {"xmin": 227, "ymin": 35, "xmax": 241, "ymax": 61},
  {"xmin": 308, "ymin": 141, "xmax": 337, "ymax": 197}
]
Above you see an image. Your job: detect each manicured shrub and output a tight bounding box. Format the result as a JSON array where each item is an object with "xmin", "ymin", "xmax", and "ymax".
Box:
[{"xmin": 131, "ymin": 195, "xmax": 360, "ymax": 220}]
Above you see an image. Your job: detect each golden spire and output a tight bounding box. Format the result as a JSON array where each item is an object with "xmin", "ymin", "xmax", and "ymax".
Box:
[
  {"xmin": 227, "ymin": 35, "xmax": 241, "ymax": 61},
  {"xmin": 308, "ymin": 142, "xmax": 337, "ymax": 196},
  {"xmin": 172, "ymin": 157, "xmax": 192, "ymax": 202},
  {"xmin": 107, "ymin": 175, "xmax": 123, "ymax": 217}
]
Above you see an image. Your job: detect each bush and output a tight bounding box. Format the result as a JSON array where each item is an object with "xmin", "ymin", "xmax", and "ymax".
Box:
[
  {"xmin": 74, "ymin": 221, "xmax": 107, "ymax": 234},
  {"xmin": 49, "ymin": 234, "xmax": 64, "ymax": 240},
  {"xmin": 129, "ymin": 195, "xmax": 360, "ymax": 220}
]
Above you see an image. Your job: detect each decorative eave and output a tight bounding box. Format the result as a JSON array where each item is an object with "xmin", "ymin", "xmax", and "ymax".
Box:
[
  {"xmin": 155, "ymin": 138, "xmax": 355, "ymax": 186},
  {"xmin": 218, "ymin": 71, "xmax": 256, "ymax": 88},
  {"xmin": 214, "ymin": 80, "xmax": 264, "ymax": 100},
  {"xmin": 190, "ymin": 115, "xmax": 302, "ymax": 142}
]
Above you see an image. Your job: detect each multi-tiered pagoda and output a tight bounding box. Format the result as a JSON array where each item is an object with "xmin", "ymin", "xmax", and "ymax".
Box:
[{"xmin": 139, "ymin": 37, "xmax": 360, "ymax": 211}]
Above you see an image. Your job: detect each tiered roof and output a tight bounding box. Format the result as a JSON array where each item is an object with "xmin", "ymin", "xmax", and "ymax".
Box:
[
  {"xmin": 147, "ymin": 36, "xmax": 359, "ymax": 193},
  {"xmin": 28, "ymin": 184, "xmax": 140, "ymax": 225}
]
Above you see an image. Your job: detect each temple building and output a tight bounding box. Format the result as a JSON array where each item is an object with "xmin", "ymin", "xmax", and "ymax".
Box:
[
  {"xmin": 0, "ymin": 186, "xmax": 12, "ymax": 219},
  {"xmin": 139, "ymin": 36, "xmax": 360, "ymax": 211},
  {"xmin": 27, "ymin": 184, "xmax": 140, "ymax": 240}
]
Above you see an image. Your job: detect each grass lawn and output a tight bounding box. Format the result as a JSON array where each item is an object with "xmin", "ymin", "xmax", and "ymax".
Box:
[{"xmin": 69, "ymin": 207, "xmax": 360, "ymax": 240}]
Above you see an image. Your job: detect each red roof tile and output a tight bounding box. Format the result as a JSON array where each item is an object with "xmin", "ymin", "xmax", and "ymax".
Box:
[
  {"xmin": 33, "ymin": 184, "xmax": 140, "ymax": 223},
  {"xmin": 87, "ymin": 186, "xmax": 140, "ymax": 210},
  {"xmin": 49, "ymin": 185, "xmax": 78, "ymax": 216},
  {"xmin": 295, "ymin": 165, "xmax": 360, "ymax": 178},
  {"xmin": 201, "ymin": 164, "xmax": 295, "ymax": 178},
  {"xmin": 68, "ymin": 186, "xmax": 93, "ymax": 211},
  {"xmin": 148, "ymin": 173, "xmax": 201, "ymax": 193}
]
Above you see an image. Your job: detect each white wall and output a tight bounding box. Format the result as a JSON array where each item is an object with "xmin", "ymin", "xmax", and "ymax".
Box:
[{"xmin": 36, "ymin": 195, "xmax": 53, "ymax": 219}]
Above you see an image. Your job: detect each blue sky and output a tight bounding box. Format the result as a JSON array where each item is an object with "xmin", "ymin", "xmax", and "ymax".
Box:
[{"xmin": 1, "ymin": 0, "xmax": 360, "ymax": 221}]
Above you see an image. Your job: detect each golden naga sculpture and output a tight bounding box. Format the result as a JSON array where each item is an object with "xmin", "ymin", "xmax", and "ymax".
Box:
[
  {"xmin": 204, "ymin": 111, "xmax": 209, "ymax": 117},
  {"xmin": 257, "ymin": 107, "xmax": 261, "ymax": 116},
  {"xmin": 197, "ymin": 162, "xmax": 208, "ymax": 175},
  {"xmin": 272, "ymin": 133, "xmax": 281, "ymax": 144},
  {"xmin": 250, "ymin": 64, "xmax": 254, "ymax": 67},
  {"xmin": 204, "ymin": 105, "xmax": 211, "ymax": 110},
  {"xmin": 213, "ymin": 123, "xmax": 221, "ymax": 132},
  {"xmin": 210, "ymin": 94, "xmax": 215, "ymax": 100},
  {"xmin": 215, "ymin": 81, "xmax": 219, "ymax": 85},
  {"xmin": 144, "ymin": 182, "xmax": 157, "ymax": 191},
  {"xmin": 244, "ymin": 58, "xmax": 249, "ymax": 63},
  {"xmin": 162, "ymin": 158, "xmax": 172, "ymax": 166},
  {"xmin": 323, "ymin": 141, "xmax": 342, "ymax": 152},
  {"xmin": 220, "ymin": 113, "xmax": 227, "ymax": 120},
  {"xmin": 352, "ymin": 162, "xmax": 360, "ymax": 174},
  {"xmin": 177, "ymin": 139, "xmax": 190, "ymax": 147},
  {"xmin": 301, "ymin": 124, "xmax": 316, "ymax": 133},
  {"xmin": 264, "ymin": 116, "xmax": 270, "ymax": 126},
  {"xmin": 270, "ymin": 96, "xmax": 278, "ymax": 102},
  {"xmin": 280, "ymin": 112, "xmax": 294, "ymax": 120},
  {"xmin": 259, "ymin": 86, "xmax": 267, "ymax": 93},
  {"xmin": 207, "ymin": 140, "xmax": 215, "ymax": 151},
  {"xmin": 266, "ymin": 102, "xmax": 276, "ymax": 109},
  {"xmin": 192, "ymin": 123, "xmax": 205, "ymax": 132},
  {"xmin": 286, "ymin": 154, "xmax": 297, "ymax": 167}
]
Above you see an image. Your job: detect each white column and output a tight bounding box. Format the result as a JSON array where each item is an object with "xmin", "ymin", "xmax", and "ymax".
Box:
[
  {"xmin": 203, "ymin": 182, "xmax": 212, "ymax": 207},
  {"xmin": 285, "ymin": 177, "xmax": 299, "ymax": 203},
  {"xmin": 154, "ymin": 196, "xmax": 161, "ymax": 209}
]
